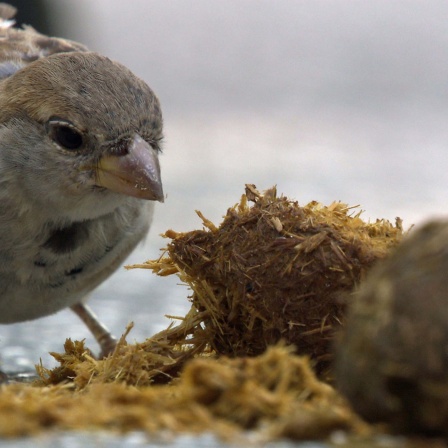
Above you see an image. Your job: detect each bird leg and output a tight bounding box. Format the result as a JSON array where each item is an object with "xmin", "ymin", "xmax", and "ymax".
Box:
[{"xmin": 70, "ymin": 303, "xmax": 117, "ymax": 358}]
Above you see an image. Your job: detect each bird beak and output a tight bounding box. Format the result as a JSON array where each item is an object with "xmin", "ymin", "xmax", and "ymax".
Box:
[{"xmin": 95, "ymin": 134, "xmax": 164, "ymax": 202}]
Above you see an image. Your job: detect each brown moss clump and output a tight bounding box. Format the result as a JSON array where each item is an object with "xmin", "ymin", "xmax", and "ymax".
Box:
[{"xmin": 137, "ymin": 185, "xmax": 403, "ymax": 375}]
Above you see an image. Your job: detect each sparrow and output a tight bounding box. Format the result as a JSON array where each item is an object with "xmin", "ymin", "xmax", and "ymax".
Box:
[{"xmin": 0, "ymin": 4, "xmax": 164, "ymax": 357}]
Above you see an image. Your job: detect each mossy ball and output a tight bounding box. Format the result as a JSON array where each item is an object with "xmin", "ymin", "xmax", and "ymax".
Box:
[{"xmin": 336, "ymin": 220, "xmax": 448, "ymax": 435}]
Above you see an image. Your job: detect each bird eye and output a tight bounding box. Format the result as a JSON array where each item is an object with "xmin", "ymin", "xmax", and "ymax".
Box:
[{"xmin": 47, "ymin": 121, "xmax": 83, "ymax": 150}]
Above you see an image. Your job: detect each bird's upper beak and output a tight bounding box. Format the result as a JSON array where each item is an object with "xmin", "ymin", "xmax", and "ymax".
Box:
[{"xmin": 95, "ymin": 134, "xmax": 164, "ymax": 202}]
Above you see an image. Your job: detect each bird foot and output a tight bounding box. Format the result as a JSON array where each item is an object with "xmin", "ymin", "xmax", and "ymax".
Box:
[{"xmin": 70, "ymin": 303, "xmax": 117, "ymax": 358}]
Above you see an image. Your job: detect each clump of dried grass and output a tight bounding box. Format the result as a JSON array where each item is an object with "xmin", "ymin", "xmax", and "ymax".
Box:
[{"xmin": 134, "ymin": 184, "xmax": 403, "ymax": 376}]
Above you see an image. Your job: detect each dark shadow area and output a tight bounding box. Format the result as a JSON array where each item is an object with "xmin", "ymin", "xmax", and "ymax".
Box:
[{"xmin": 6, "ymin": 0, "xmax": 52, "ymax": 34}]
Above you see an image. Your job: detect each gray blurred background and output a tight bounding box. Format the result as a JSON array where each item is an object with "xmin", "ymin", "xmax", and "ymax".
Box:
[{"xmin": 3, "ymin": 0, "xmax": 448, "ymax": 371}]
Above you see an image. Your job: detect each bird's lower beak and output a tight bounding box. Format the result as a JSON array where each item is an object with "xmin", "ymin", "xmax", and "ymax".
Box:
[{"xmin": 95, "ymin": 134, "xmax": 164, "ymax": 202}]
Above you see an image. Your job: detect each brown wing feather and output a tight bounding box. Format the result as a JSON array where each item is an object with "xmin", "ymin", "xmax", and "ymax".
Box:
[{"xmin": 0, "ymin": 4, "xmax": 87, "ymax": 79}]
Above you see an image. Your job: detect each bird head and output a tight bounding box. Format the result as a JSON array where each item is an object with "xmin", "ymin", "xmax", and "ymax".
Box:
[{"xmin": 0, "ymin": 51, "xmax": 164, "ymax": 219}]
